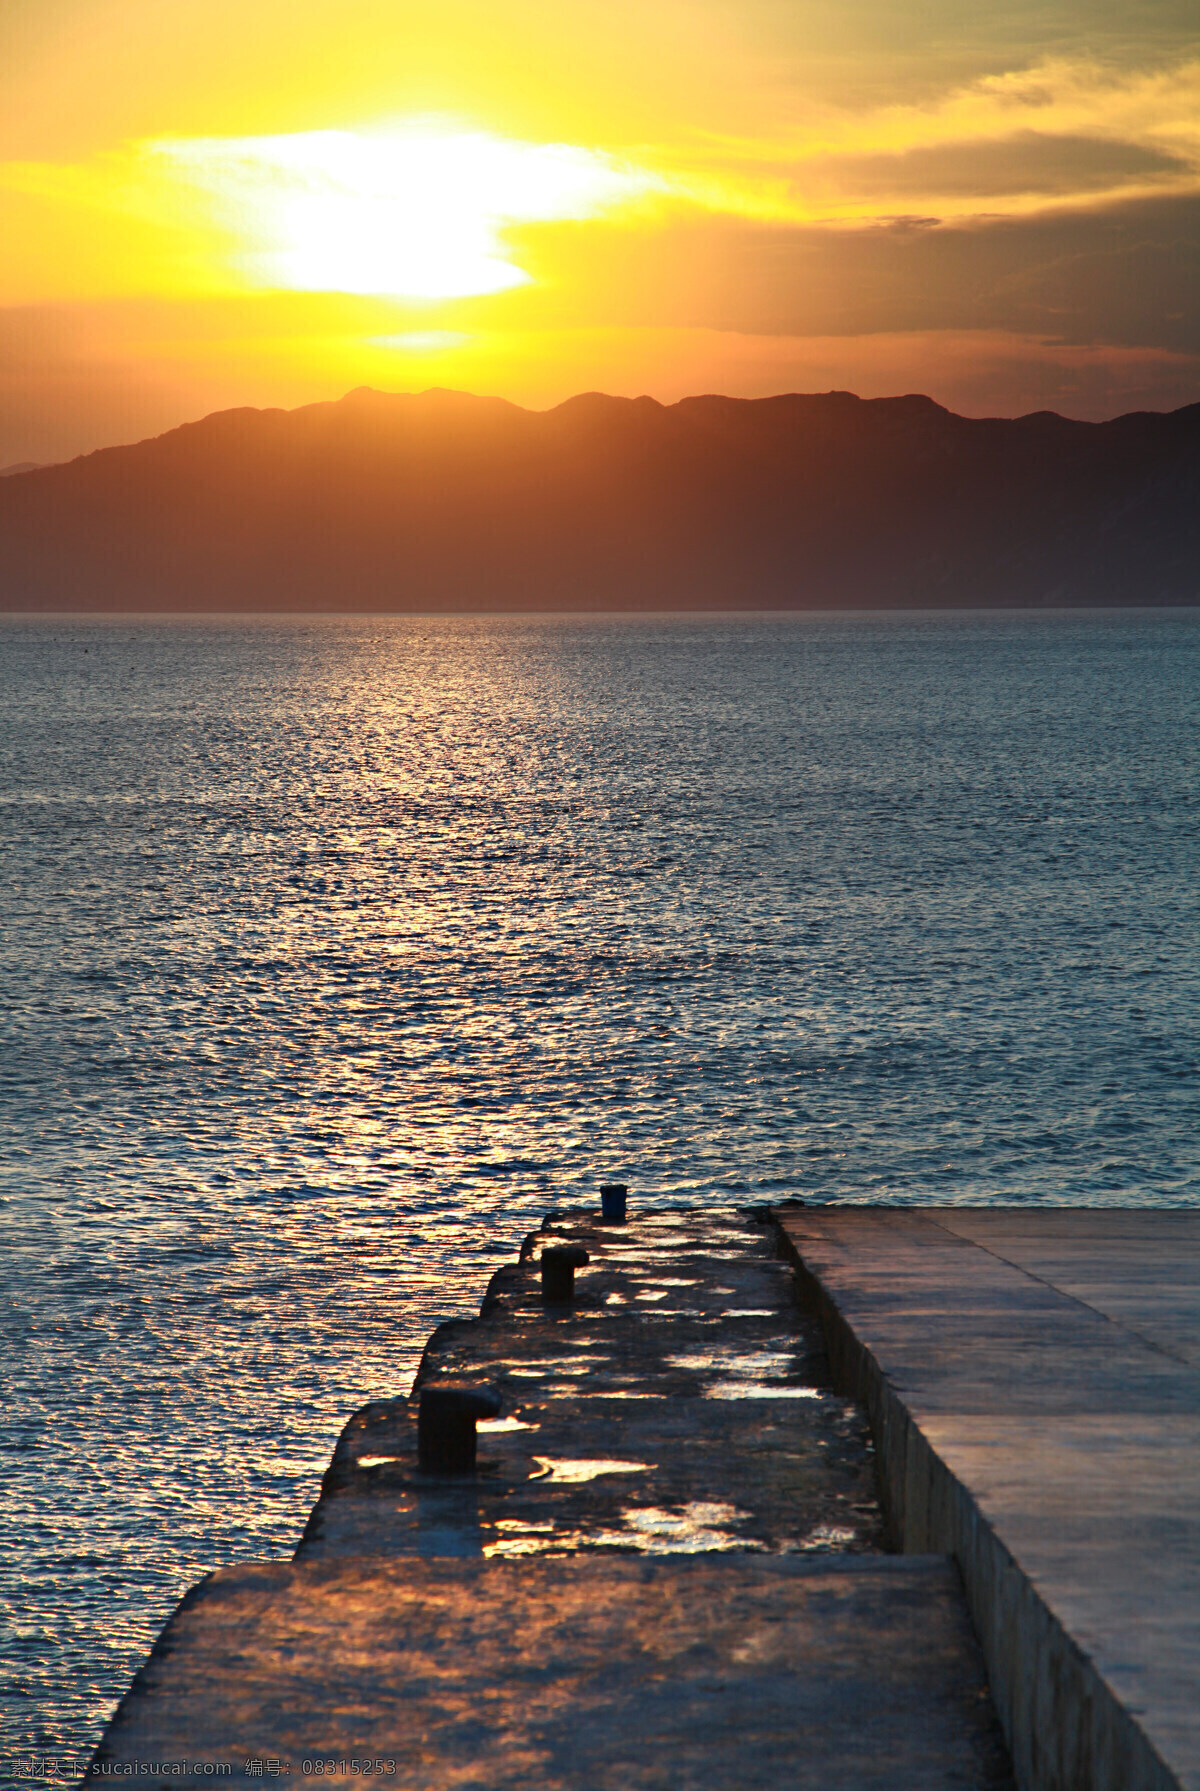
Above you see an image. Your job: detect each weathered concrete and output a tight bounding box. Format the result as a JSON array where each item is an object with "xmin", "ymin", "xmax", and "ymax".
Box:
[
  {"xmin": 934, "ymin": 1209, "xmax": 1200, "ymax": 1369},
  {"xmin": 85, "ymin": 1553, "xmax": 1013, "ymax": 1789},
  {"xmin": 773, "ymin": 1207, "xmax": 1200, "ymax": 1791},
  {"xmin": 299, "ymin": 1209, "xmax": 882, "ymax": 1562}
]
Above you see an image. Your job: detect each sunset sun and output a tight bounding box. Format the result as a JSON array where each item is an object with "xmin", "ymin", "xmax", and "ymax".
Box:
[{"xmin": 153, "ymin": 126, "xmax": 660, "ymax": 300}]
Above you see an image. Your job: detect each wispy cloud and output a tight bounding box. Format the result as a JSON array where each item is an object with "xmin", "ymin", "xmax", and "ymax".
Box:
[{"xmin": 652, "ymin": 57, "xmax": 1200, "ymax": 222}]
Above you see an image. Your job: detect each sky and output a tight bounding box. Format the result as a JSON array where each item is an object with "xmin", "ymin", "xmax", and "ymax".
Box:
[{"xmin": 2, "ymin": 0, "xmax": 1198, "ymax": 463}]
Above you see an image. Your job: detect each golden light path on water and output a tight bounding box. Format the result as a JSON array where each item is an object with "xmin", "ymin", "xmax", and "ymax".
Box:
[{"xmin": 1, "ymin": 611, "xmax": 1198, "ymax": 1760}]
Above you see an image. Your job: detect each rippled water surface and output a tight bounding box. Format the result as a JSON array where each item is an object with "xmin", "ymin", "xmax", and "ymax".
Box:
[{"xmin": 2, "ymin": 610, "xmax": 1198, "ymax": 1765}]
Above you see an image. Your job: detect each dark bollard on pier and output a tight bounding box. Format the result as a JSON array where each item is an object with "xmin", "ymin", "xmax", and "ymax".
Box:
[
  {"xmin": 540, "ymin": 1243, "xmax": 589, "ymax": 1304},
  {"xmin": 600, "ymin": 1183, "xmax": 628, "ymax": 1223},
  {"xmin": 417, "ymin": 1382, "xmax": 502, "ymax": 1473}
]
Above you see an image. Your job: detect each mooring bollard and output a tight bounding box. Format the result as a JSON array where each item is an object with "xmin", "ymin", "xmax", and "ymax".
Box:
[
  {"xmin": 417, "ymin": 1382, "xmax": 502, "ymax": 1473},
  {"xmin": 600, "ymin": 1183, "xmax": 628, "ymax": 1223},
  {"xmin": 541, "ymin": 1243, "xmax": 590, "ymax": 1304}
]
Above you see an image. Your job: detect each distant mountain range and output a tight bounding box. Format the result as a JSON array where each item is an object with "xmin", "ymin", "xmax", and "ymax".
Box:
[{"xmin": 1, "ymin": 387, "xmax": 1197, "ymax": 610}]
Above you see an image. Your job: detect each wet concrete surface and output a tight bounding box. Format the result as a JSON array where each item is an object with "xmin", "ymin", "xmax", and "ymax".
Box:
[{"xmin": 298, "ymin": 1208, "xmax": 884, "ymax": 1562}]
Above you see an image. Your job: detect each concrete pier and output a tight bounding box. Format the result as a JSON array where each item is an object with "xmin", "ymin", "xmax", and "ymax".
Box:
[
  {"xmin": 85, "ymin": 1204, "xmax": 1196, "ymax": 1790},
  {"xmin": 774, "ymin": 1207, "xmax": 1200, "ymax": 1791},
  {"xmin": 86, "ymin": 1207, "xmax": 1011, "ymax": 1787}
]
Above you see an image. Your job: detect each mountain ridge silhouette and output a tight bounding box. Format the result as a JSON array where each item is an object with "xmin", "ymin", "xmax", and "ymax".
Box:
[{"xmin": 1, "ymin": 385, "xmax": 1197, "ymax": 610}]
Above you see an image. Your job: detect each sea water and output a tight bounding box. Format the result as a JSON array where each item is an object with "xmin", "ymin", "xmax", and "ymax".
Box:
[{"xmin": 2, "ymin": 609, "xmax": 1198, "ymax": 1765}]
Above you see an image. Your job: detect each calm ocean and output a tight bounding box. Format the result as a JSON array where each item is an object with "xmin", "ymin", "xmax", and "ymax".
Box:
[{"xmin": 2, "ymin": 610, "xmax": 1198, "ymax": 1763}]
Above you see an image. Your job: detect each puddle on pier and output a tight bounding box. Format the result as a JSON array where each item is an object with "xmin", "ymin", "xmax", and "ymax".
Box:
[{"xmin": 531, "ymin": 1458, "xmax": 654, "ymax": 1484}]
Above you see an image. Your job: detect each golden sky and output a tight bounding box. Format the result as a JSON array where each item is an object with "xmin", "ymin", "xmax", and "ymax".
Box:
[{"xmin": 3, "ymin": 0, "xmax": 1199, "ymax": 461}]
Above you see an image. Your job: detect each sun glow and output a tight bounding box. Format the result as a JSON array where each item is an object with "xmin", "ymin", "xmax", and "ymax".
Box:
[
  {"xmin": 4, "ymin": 0, "xmax": 1200, "ymax": 463},
  {"xmin": 152, "ymin": 127, "xmax": 660, "ymax": 300}
]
